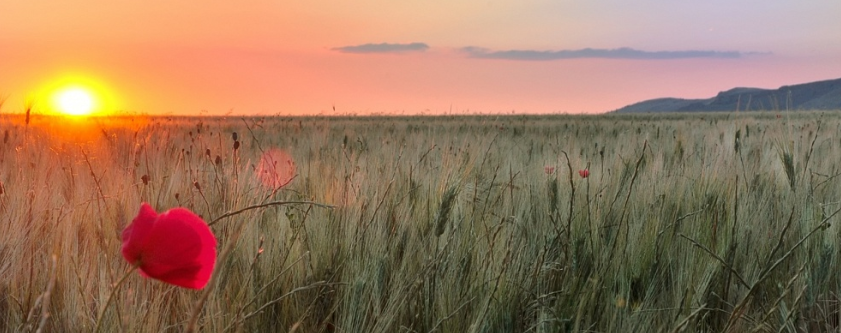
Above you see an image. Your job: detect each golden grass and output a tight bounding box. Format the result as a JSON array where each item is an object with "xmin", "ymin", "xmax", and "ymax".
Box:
[{"xmin": 1, "ymin": 111, "xmax": 840, "ymax": 332}]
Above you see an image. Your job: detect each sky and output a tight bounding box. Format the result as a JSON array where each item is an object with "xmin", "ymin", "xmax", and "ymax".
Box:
[{"xmin": 1, "ymin": 1, "xmax": 840, "ymax": 115}]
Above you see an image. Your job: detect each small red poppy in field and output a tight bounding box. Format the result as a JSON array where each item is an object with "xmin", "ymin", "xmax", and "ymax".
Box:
[
  {"xmin": 121, "ymin": 203, "xmax": 217, "ymax": 289},
  {"xmin": 578, "ymin": 169, "xmax": 590, "ymax": 178},
  {"xmin": 544, "ymin": 166, "xmax": 555, "ymax": 175},
  {"xmin": 256, "ymin": 148, "xmax": 296, "ymax": 189}
]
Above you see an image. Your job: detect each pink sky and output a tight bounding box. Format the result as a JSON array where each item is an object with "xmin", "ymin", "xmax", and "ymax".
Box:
[{"xmin": 2, "ymin": 1, "xmax": 840, "ymax": 115}]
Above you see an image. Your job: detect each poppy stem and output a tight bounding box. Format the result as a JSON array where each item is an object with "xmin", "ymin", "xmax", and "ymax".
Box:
[
  {"xmin": 93, "ymin": 265, "xmax": 139, "ymax": 333},
  {"xmin": 208, "ymin": 200, "xmax": 335, "ymax": 226}
]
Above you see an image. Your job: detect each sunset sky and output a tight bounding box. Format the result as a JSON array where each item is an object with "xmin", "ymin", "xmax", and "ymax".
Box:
[{"xmin": 2, "ymin": 1, "xmax": 840, "ymax": 115}]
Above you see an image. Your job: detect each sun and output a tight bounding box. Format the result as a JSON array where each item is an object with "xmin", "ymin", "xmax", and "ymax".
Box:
[
  {"xmin": 54, "ymin": 87, "xmax": 95, "ymax": 116},
  {"xmin": 41, "ymin": 74, "xmax": 119, "ymax": 117}
]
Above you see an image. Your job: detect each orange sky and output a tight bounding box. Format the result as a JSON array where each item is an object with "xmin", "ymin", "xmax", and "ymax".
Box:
[{"xmin": 2, "ymin": 1, "xmax": 840, "ymax": 115}]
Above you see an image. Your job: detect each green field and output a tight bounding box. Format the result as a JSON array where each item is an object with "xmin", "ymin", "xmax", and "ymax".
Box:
[{"xmin": 1, "ymin": 112, "xmax": 839, "ymax": 332}]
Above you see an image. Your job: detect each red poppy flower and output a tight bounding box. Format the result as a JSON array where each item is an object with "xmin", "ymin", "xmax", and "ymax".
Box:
[
  {"xmin": 256, "ymin": 148, "xmax": 296, "ymax": 189},
  {"xmin": 578, "ymin": 169, "xmax": 590, "ymax": 178},
  {"xmin": 121, "ymin": 203, "xmax": 217, "ymax": 289},
  {"xmin": 544, "ymin": 166, "xmax": 555, "ymax": 175}
]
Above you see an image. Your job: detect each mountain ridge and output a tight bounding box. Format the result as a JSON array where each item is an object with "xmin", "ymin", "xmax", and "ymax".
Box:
[{"xmin": 611, "ymin": 77, "xmax": 841, "ymax": 113}]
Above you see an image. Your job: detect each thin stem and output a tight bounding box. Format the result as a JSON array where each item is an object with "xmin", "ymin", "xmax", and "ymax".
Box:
[
  {"xmin": 560, "ymin": 151, "xmax": 574, "ymax": 249},
  {"xmin": 94, "ymin": 265, "xmax": 139, "ymax": 333},
  {"xmin": 208, "ymin": 200, "xmax": 334, "ymax": 226}
]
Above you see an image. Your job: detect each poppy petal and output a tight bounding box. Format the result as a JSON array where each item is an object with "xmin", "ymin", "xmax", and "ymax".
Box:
[
  {"xmin": 137, "ymin": 208, "xmax": 217, "ymax": 289},
  {"xmin": 121, "ymin": 203, "xmax": 217, "ymax": 289},
  {"xmin": 121, "ymin": 203, "xmax": 158, "ymax": 266}
]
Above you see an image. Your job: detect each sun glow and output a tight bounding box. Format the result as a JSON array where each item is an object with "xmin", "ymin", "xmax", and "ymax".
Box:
[
  {"xmin": 54, "ymin": 87, "xmax": 95, "ymax": 116},
  {"xmin": 41, "ymin": 74, "xmax": 119, "ymax": 117}
]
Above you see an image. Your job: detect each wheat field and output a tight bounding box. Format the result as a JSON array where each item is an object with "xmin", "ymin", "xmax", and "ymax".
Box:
[{"xmin": 1, "ymin": 111, "xmax": 840, "ymax": 332}]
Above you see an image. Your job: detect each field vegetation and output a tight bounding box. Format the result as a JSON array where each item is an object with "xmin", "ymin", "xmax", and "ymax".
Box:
[{"xmin": 1, "ymin": 111, "xmax": 840, "ymax": 332}]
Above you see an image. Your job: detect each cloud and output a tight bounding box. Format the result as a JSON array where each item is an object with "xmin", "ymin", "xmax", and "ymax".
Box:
[
  {"xmin": 461, "ymin": 47, "xmax": 747, "ymax": 60},
  {"xmin": 332, "ymin": 42, "xmax": 429, "ymax": 54}
]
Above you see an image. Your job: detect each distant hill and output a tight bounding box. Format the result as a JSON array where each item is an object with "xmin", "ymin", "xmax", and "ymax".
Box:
[{"xmin": 611, "ymin": 77, "xmax": 841, "ymax": 113}]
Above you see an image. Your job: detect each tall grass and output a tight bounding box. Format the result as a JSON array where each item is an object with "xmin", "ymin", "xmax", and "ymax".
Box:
[{"xmin": 0, "ymin": 111, "xmax": 840, "ymax": 332}]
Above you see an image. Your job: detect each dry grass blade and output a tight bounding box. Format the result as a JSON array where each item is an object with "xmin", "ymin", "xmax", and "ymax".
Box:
[
  {"xmin": 724, "ymin": 204, "xmax": 841, "ymax": 331},
  {"xmin": 775, "ymin": 285, "xmax": 807, "ymax": 333},
  {"xmin": 428, "ymin": 296, "xmax": 477, "ymax": 333},
  {"xmin": 750, "ymin": 263, "xmax": 806, "ymax": 333},
  {"xmin": 670, "ymin": 303, "xmax": 708, "ymax": 333},
  {"xmin": 603, "ymin": 140, "xmax": 647, "ymax": 271},
  {"xmin": 678, "ymin": 233, "xmax": 749, "ymax": 288},
  {"xmin": 223, "ymin": 252, "xmax": 314, "ymax": 332},
  {"xmin": 238, "ymin": 281, "xmax": 329, "ymax": 324},
  {"xmin": 35, "ymin": 255, "xmax": 58, "ymax": 333}
]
